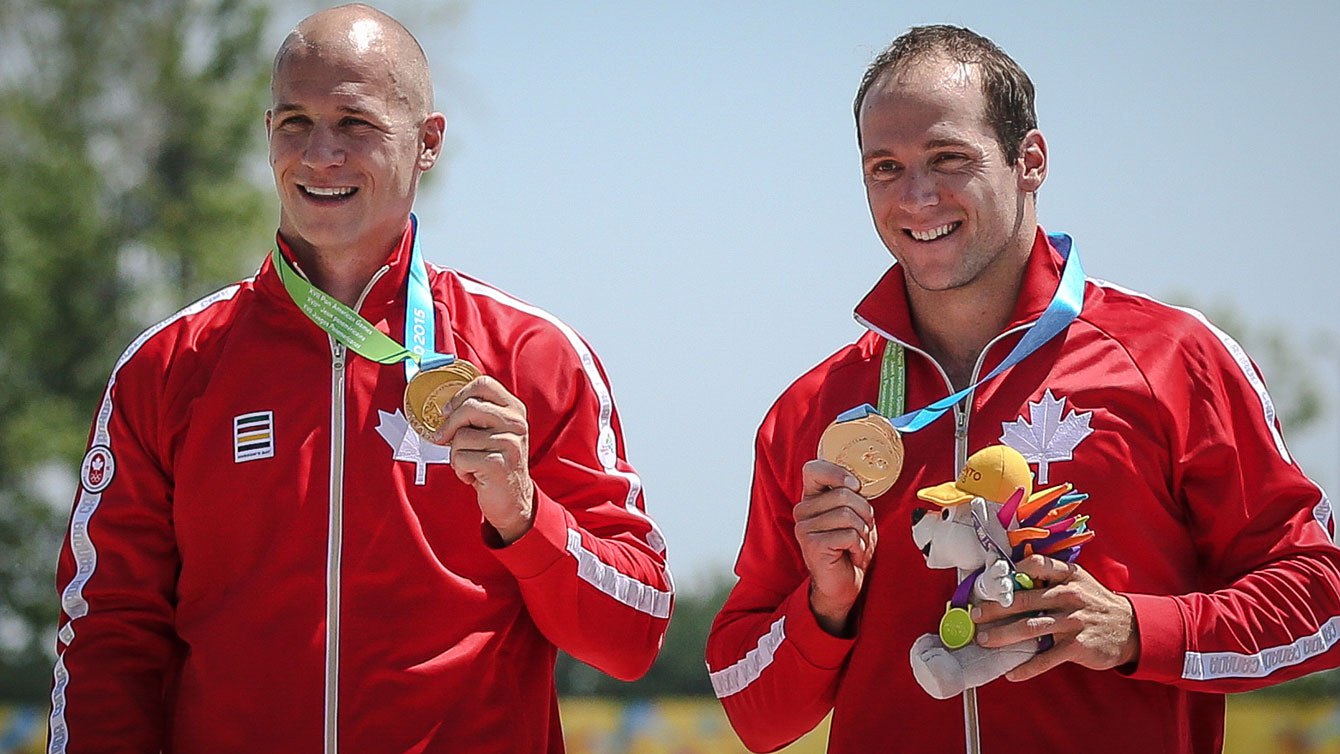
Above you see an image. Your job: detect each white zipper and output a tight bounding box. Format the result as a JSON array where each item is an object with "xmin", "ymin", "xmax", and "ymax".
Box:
[
  {"xmin": 953, "ymin": 322, "xmax": 1032, "ymax": 754},
  {"xmin": 323, "ymin": 264, "xmax": 391, "ymax": 754},
  {"xmin": 954, "ymin": 322, "xmax": 1032, "ymax": 469}
]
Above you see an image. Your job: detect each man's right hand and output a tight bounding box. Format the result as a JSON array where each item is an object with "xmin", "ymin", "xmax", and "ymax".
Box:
[{"xmin": 794, "ymin": 459, "xmax": 878, "ymax": 637}]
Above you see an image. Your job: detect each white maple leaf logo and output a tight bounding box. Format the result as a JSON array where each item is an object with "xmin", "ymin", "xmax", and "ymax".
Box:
[
  {"xmin": 375, "ymin": 410, "xmax": 451, "ymax": 486},
  {"xmin": 999, "ymin": 389, "xmax": 1093, "ymax": 484}
]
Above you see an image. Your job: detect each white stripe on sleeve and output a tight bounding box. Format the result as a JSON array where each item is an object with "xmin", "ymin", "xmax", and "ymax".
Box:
[
  {"xmin": 565, "ymin": 529, "xmax": 671, "ymax": 618},
  {"xmin": 709, "ymin": 617, "xmax": 787, "ymax": 698},
  {"xmin": 1183, "ymin": 615, "xmax": 1340, "ymax": 681}
]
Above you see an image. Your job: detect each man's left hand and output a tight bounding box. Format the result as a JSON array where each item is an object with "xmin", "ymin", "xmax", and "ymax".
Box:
[
  {"xmin": 431, "ymin": 376, "xmax": 535, "ymax": 545},
  {"xmin": 972, "ymin": 554, "xmax": 1139, "ymax": 681}
]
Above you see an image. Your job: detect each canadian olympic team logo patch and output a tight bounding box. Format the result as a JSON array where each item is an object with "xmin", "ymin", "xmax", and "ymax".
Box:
[{"xmin": 80, "ymin": 445, "xmax": 115, "ymax": 493}]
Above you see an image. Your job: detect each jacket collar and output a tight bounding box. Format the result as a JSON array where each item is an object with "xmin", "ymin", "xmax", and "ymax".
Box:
[
  {"xmin": 260, "ymin": 220, "xmax": 418, "ymax": 318},
  {"xmin": 853, "ymin": 226, "xmax": 1064, "ymax": 347}
]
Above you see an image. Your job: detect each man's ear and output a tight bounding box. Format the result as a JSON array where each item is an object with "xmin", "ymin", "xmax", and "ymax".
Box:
[
  {"xmin": 1017, "ymin": 129, "xmax": 1047, "ymax": 193},
  {"xmin": 418, "ymin": 113, "xmax": 447, "ymax": 171}
]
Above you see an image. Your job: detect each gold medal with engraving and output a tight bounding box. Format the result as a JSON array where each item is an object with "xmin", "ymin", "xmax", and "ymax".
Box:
[
  {"xmin": 817, "ymin": 413, "xmax": 904, "ymax": 499},
  {"xmin": 403, "ymin": 359, "xmax": 483, "ymax": 440}
]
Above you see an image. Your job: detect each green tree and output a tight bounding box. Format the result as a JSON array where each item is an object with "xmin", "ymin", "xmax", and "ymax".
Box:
[{"xmin": 0, "ymin": 0, "xmax": 273, "ymax": 702}]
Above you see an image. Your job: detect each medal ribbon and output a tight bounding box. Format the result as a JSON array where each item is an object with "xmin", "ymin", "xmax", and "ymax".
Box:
[
  {"xmin": 838, "ymin": 232, "xmax": 1084, "ymax": 431},
  {"xmin": 876, "ymin": 337, "xmax": 905, "ymax": 417},
  {"xmin": 273, "ymin": 214, "xmax": 454, "ymax": 378},
  {"xmin": 401, "ymin": 215, "xmax": 452, "ymax": 380}
]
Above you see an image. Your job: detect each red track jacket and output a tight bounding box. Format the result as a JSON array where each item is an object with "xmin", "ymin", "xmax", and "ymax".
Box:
[
  {"xmin": 706, "ymin": 229, "xmax": 1339, "ymax": 753},
  {"xmin": 51, "ymin": 222, "xmax": 672, "ymax": 754}
]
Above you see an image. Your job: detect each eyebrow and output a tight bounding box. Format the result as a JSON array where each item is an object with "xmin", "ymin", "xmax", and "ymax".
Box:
[
  {"xmin": 861, "ymin": 137, "xmax": 979, "ymax": 160},
  {"xmin": 924, "ymin": 137, "xmax": 977, "ymax": 150},
  {"xmin": 271, "ymin": 103, "xmax": 380, "ymax": 118}
]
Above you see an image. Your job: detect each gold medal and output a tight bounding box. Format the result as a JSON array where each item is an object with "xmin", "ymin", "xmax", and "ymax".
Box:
[
  {"xmin": 817, "ymin": 413, "xmax": 904, "ymax": 499},
  {"xmin": 404, "ymin": 359, "xmax": 483, "ymax": 440}
]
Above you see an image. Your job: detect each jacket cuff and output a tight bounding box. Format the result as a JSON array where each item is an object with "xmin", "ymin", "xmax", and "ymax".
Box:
[
  {"xmin": 781, "ymin": 580, "xmax": 856, "ymax": 670},
  {"xmin": 487, "ymin": 485, "xmax": 571, "ymax": 580},
  {"xmin": 1118, "ymin": 592, "xmax": 1188, "ymax": 683}
]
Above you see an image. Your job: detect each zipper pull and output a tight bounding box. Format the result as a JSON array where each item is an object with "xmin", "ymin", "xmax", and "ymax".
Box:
[
  {"xmin": 332, "ymin": 342, "xmax": 346, "ymax": 370},
  {"xmin": 955, "ymin": 409, "xmax": 968, "ymax": 442}
]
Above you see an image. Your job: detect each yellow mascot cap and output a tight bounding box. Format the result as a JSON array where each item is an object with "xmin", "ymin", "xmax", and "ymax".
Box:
[{"xmin": 916, "ymin": 445, "xmax": 1034, "ymax": 507}]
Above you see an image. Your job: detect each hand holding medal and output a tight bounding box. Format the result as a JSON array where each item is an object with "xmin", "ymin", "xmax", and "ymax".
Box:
[
  {"xmin": 426, "ymin": 373, "xmax": 535, "ymax": 544},
  {"xmin": 797, "ymin": 344, "xmax": 907, "ymax": 636}
]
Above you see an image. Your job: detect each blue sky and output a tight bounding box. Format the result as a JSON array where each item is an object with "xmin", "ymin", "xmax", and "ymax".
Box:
[{"xmin": 272, "ymin": 1, "xmax": 1340, "ymax": 586}]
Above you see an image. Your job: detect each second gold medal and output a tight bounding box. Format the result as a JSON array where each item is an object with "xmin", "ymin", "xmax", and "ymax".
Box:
[{"xmin": 404, "ymin": 359, "xmax": 483, "ymax": 441}]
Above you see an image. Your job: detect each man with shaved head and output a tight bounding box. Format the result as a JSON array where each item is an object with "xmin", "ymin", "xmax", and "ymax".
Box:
[{"xmin": 50, "ymin": 5, "xmax": 671, "ymax": 753}]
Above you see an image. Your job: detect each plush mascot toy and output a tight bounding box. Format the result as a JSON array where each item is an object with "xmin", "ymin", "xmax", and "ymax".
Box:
[{"xmin": 909, "ymin": 445, "xmax": 1093, "ymax": 700}]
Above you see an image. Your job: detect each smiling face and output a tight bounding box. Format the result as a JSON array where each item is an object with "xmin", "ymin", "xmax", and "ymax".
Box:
[
  {"xmin": 266, "ymin": 20, "xmax": 442, "ymax": 262},
  {"xmin": 858, "ymin": 58, "xmax": 1045, "ymax": 296}
]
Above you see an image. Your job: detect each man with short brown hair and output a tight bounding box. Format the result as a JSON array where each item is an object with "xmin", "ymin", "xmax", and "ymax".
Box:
[{"xmin": 707, "ymin": 24, "xmax": 1339, "ymax": 754}]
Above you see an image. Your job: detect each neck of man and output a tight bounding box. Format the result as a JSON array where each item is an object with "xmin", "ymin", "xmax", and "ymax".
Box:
[
  {"xmin": 906, "ymin": 230, "xmax": 1036, "ymax": 392},
  {"xmin": 282, "ymin": 224, "xmax": 406, "ymax": 309},
  {"xmin": 298, "ymin": 249, "xmax": 387, "ymax": 309}
]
